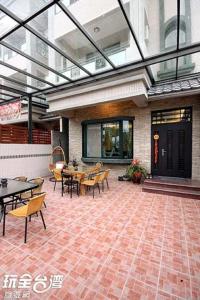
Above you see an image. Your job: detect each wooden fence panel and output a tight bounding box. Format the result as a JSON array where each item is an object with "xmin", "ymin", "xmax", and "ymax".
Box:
[{"xmin": 0, "ymin": 124, "xmax": 51, "ymax": 144}]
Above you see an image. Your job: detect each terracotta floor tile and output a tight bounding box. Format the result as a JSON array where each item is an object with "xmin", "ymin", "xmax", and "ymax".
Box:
[
  {"xmin": 0, "ymin": 176, "xmax": 199, "ymax": 299},
  {"xmin": 130, "ymin": 257, "xmax": 160, "ymax": 288},
  {"xmin": 161, "ymin": 250, "xmax": 189, "ymax": 274},
  {"xmin": 159, "ymin": 266, "xmax": 191, "ymax": 299},
  {"xmin": 121, "ymin": 277, "xmax": 157, "ymax": 300}
]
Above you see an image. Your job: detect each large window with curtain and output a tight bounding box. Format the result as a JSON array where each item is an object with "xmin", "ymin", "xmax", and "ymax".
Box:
[{"xmin": 82, "ymin": 118, "xmax": 133, "ymax": 159}]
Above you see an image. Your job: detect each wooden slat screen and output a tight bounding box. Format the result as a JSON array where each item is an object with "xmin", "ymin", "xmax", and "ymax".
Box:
[
  {"xmin": 32, "ymin": 129, "xmax": 51, "ymax": 144},
  {"xmin": 0, "ymin": 124, "xmax": 51, "ymax": 144}
]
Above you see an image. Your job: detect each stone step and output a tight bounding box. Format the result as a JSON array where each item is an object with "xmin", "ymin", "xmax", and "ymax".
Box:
[
  {"xmin": 144, "ymin": 178, "xmax": 200, "ymax": 192},
  {"xmin": 142, "ymin": 184, "xmax": 200, "ymax": 200}
]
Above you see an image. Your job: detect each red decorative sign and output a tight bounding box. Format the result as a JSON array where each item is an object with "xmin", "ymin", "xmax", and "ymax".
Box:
[
  {"xmin": 0, "ymin": 101, "xmax": 21, "ymax": 121},
  {"xmin": 154, "ymin": 133, "xmax": 159, "ymax": 164}
]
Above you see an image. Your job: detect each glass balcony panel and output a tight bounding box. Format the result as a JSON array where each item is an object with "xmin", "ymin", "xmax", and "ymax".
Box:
[
  {"xmin": 64, "ymin": 0, "xmax": 141, "ymax": 66},
  {"xmin": 28, "ymin": 4, "xmax": 113, "ymax": 74}
]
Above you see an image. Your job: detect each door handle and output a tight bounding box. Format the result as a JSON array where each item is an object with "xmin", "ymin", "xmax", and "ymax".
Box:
[{"xmin": 161, "ymin": 148, "xmax": 167, "ymax": 157}]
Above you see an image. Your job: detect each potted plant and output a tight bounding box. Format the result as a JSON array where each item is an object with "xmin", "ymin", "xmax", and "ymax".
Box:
[{"xmin": 126, "ymin": 159, "xmax": 147, "ymax": 184}]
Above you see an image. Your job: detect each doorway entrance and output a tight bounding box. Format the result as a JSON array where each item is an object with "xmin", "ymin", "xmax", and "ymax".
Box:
[{"xmin": 151, "ymin": 107, "xmax": 192, "ymax": 178}]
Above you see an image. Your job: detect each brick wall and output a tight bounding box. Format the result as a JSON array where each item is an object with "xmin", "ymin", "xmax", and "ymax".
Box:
[{"xmin": 64, "ymin": 96, "xmax": 200, "ymax": 179}]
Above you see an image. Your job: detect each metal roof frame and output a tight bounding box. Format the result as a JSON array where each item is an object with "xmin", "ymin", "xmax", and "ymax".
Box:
[{"xmin": 0, "ymin": 0, "xmax": 199, "ymax": 106}]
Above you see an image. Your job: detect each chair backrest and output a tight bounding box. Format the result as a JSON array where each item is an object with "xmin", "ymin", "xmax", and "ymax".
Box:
[
  {"xmin": 99, "ymin": 171, "xmax": 106, "ymax": 181},
  {"xmin": 13, "ymin": 176, "xmax": 27, "ymax": 182},
  {"xmin": 27, "ymin": 193, "xmax": 46, "ymax": 216},
  {"xmin": 95, "ymin": 162, "xmax": 103, "ymax": 169},
  {"xmin": 53, "ymin": 169, "xmax": 62, "ymax": 181},
  {"xmin": 93, "ymin": 174, "xmax": 101, "ymax": 184},
  {"xmin": 75, "ymin": 172, "xmax": 85, "ymax": 182},
  {"xmin": 104, "ymin": 169, "xmax": 111, "ymax": 179},
  {"xmin": 29, "ymin": 177, "xmax": 44, "ymax": 195}
]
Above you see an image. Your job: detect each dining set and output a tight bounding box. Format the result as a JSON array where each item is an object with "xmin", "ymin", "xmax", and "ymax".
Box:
[{"xmin": 51, "ymin": 162, "xmax": 110, "ymax": 198}]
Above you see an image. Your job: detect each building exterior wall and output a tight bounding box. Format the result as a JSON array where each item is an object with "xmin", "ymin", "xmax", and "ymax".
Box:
[{"xmin": 64, "ymin": 96, "xmax": 200, "ymax": 179}]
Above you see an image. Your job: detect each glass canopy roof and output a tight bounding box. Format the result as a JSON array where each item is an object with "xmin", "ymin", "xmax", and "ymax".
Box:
[{"xmin": 0, "ymin": 0, "xmax": 200, "ymax": 104}]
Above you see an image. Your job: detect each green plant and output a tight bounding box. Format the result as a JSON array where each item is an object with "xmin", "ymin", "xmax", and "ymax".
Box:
[{"xmin": 126, "ymin": 159, "xmax": 147, "ymax": 179}]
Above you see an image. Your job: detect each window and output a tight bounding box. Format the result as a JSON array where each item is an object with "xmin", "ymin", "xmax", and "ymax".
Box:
[
  {"xmin": 82, "ymin": 118, "xmax": 133, "ymax": 159},
  {"xmin": 152, "ymin": 108, "xmax": 192, "ymax": 125}
]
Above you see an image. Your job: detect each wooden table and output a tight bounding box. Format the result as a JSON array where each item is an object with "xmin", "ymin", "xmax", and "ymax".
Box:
[{"xmin": 61, "ymin": 166, "xmax": 101, "ymax": 196}]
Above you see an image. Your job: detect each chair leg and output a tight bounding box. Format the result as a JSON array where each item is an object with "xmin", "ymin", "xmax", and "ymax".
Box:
[
  {"xmin": 97, "ymin": 183, "xmax": 100, "ymax": 194},
  {"xmin": 24, "ymin": 217, "xmax": 28, "ymax": 243},
  {"xmin": 39, "ymin": 211, "xmax": 46, "ymax": 230},
  {"xmin": 29, "ymin": 215, "xmax": 31, "ymax": 222},
  {"xmin": 54, "ymin": 181, "xmax": 56, "ymax": 191},
  {"xmin": 106, "ymin": 178, "xmax": 109, "ymax": 189},
  {"xmin": 3, "ymin": 205, "xmax": 6, "ymax": 236},
  {"xmin": 44, "ymin": 201, "xmax": 47, "ymax": 208},
  {"xmin": 102, "ymin": 181, "xmax": 104, "ymax": 192}
]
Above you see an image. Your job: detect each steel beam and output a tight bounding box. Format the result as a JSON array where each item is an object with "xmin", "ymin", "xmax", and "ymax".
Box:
[{"xmin": 28, "ymin": 95, "xmax": 32, "ymax": 144}]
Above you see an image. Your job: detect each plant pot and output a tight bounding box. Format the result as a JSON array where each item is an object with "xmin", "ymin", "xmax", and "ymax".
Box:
[{"xmin": 132, "ymin": 174, "xmax": 142, "ymax": 184}]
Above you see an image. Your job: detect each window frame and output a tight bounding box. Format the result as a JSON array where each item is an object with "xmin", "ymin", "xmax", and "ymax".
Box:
[{"xmin": 82, "ymin": 117, "xmax": 134, "ymax": 160}]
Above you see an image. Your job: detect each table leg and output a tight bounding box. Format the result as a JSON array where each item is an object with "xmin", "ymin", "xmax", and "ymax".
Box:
[
  {"xmin": 0, "ymin": 202, "xmax": 3, "ymax": 223},
  {"xmin": 80, "ymin": 184, "xmax": 86, "ymax": 196}
]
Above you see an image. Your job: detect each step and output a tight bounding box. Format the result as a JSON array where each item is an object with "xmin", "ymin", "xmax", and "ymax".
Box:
[
  {"xmin": 142, "ymin": 184, "xmax": 200, "ymax": 200},
  {"xmin": 144, "ymin": 179, "xmax": 200, "ymax": 191}
]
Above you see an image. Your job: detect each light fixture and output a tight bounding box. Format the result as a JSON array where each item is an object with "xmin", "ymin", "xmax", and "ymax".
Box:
[{"xmin": 94, "ymin": 26, "xmax": 100, "ymax": 33}]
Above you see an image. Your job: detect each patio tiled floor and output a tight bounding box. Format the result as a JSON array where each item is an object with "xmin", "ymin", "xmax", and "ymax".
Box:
[{"xmin": 0, "ymin": 177, "xmax": 200, "ymax": 299}]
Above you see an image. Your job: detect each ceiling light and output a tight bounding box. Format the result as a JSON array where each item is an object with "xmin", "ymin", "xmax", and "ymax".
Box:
[{"xmin": 94, "ymin": 26, "xmax": 100, "ymax": 33}]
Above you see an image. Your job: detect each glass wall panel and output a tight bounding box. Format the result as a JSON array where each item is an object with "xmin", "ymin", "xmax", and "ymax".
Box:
[
  {"xmin": 87, "ymin": 124, "xmax": 101, "ymax": 157},
  {"xmin": 121, "ymin": 0, "xmax": 177, "ymax": 58},
  {"xmin": 123, "ymin": 120, "xmax": 133, "ymax": 159},
  {"xmin": 102, "ymin": 122, "xmax": 120, "ymax": 158},
  {"xmin": 28, "ymin": 4, "xmax": 113, "ymax": 74},
  {"xmin": 64, "ymin": 0, "xmax": 141, "ymax": 66}
]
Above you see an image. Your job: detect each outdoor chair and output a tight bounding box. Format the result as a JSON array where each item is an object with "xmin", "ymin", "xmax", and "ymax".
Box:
[
  {"xmin": 18, "ymin": 177, "xmax": 46, "ymax": 208},
  {"xmin": 82, "ymin": 174, "xmax": 101, "ymax": 198},
  {"xmin": 52, "ymin": 169, "xmax": 63, "ymax": 191},
  {"xmin": 4, "ymin": 193, "xmax": 46, "ymax": 243}
]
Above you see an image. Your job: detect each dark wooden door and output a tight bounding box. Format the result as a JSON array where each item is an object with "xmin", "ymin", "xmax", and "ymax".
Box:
[{"xmin": 152, "ymin": 122, "xmax": 192, "ymax": 178}]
